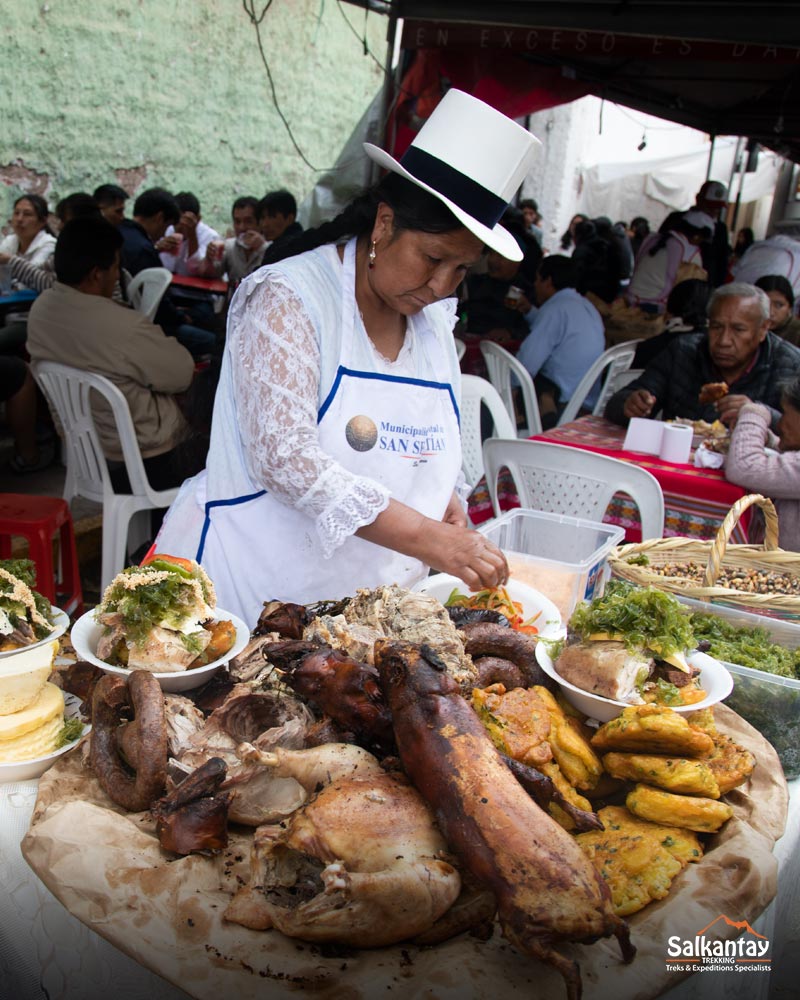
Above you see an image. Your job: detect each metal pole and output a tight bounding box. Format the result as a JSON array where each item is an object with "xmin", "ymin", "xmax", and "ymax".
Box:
[
  {"xmin": 730, "ymin": 141, "xmax": 749, "ymax": 235},
  {"xmin": 706, "ymin": 135, "xmax": 716, "ymax": 181}
]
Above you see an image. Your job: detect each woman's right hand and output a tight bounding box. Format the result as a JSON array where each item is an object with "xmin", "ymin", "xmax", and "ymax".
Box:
[
  {"xmin": 426, "ymin": 521, "xmax": 509, "ymax": 591},
  {"xmin": 356, "ymin": 500, "xmax": 508, "ymax": 592}
]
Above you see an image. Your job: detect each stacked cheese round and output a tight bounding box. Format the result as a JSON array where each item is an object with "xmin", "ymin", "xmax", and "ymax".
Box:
[{"xmin": 0, "ymin": 640, "xmax": 63, "ymax": 762}]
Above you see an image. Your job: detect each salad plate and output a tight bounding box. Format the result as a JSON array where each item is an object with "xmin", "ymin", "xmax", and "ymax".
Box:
[{"xmin": 414, "ymin": 573, "xmax": 565, "ymax": 639}]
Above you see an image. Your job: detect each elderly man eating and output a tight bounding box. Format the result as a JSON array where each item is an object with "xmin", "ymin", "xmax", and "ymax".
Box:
[{"xmin": 605, "ymin": 282, "xmax": 800, "ymax": 429}]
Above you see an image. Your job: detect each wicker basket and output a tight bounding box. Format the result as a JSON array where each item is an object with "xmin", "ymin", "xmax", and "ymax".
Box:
[{"xmin": 609, "ymin": 494, "xmax": 800, "ymax": 618}]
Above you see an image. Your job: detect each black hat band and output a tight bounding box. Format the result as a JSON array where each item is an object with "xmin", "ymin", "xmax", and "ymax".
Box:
[{"xmin": 400, "ymin": 146, "xmax": 507, "ymax": 230}]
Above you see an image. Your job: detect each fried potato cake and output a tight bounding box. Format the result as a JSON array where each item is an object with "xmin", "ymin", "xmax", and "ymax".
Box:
[
  {"xmin": 699, "ymin": 730, "xmax": 757, "ymax": 794},
  {"xmin": 576, "ymin": 805, "xmax": 703, "ymax": 916},
  {"xmin": 686, "ymin": 707, "xmax": 717, "ymax": 735},
  {"xmin": 471, "ymin": 684, "xmax": 552, "ymax": 767},
  {"xmin": 534, "ymin": 685, "xmax": 603, "ymax": 791},
  {"xmin": 626, "ymin": 783, "xmax": 733, "ymax": 832},
  {"xmin": 590, "ymin": 705, "xmax": 714, "ymax": 756},
  {"xmin": 602, "ymin": 752, "xmax": 721, "ymax": 798},
  {"xmin": 598, "ymin": 805, "xmax": 704, "ymax": 867}
]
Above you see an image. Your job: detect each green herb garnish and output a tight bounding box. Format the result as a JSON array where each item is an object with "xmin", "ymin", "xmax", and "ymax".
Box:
[
  {"xmin": 654, "ymin": 678, "xmax": 682, "ymax": 705},
  {"xmin": 0, "ymin": 558, "xmax": 54, "ymax": 637},
  {"xmin": 98, "ymin": 566, "xmax": 204, "ymax": 647},
  {"xmin": 54, "ymin": 717, "xmax": 84, "ymax": 749},
  {"xmin": 690, "ymin": 612, "xmax": 800, "ymax": 679},
  {"xmin": 569, "ymin": 580, "xmax": 695, "ymax": 657},
  {"xmin": 626, "ymin": 554, "xmax": 650, "ymax": 566}
]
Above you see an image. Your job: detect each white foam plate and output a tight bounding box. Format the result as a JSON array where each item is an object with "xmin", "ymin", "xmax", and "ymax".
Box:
[
  {"xmin": 535, "ymin": 642, "xmax": 733, "ymax": 722},
  {"xmin": 0, "ymin": 606, "xmax": 70, "ymax": 659},
  {"xmin": 413, "ymin": 573, "xmax": 565, "ymax": 639},
  {"xmin": 0, "ymin": 691, "xmax": 90, "ymax": 783},
  {"xmin": 70, "ymin": 608, "xmax": 249, "ymax": 693}
]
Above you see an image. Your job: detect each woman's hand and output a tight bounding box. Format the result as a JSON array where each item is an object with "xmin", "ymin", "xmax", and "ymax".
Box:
[
  {"xmin": 357, "ymin": 499, "xmax": 508, "ymax": 591},
  {"xmin": 427, "ymin": 523, "xmax": 509, "ymax": 591},
  {"xmin": 716, "ymin": 394, "xmax": 749, "ymax": 429}
]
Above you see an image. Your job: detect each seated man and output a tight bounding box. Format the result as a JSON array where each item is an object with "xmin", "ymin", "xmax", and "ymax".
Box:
[
  {"xmin": 605, "ymin": 282, "xmax": 800, "ymax": 429},
  {"xmin": 119, "ymin": 187, "xmax": 217, "ymax": 357},
  {"xmin": 93, "ymin": 184, "xmax": 128, "ymax": 226},
  {"xmin": 159, "ymin": 191, "xmax": 220, "ymax": 277},
  {"xmin": 258, "ymin": 189, "xmax": 303, "ymax": 265},
  {"xmin": 199, "ymin": 195, "xmax": 265, "ymax": 289},
  {"xmin": 517, "ymin": 255, "xmax": 605, "ymax": 428},
  {"xmin": 26, "ymin": 217, "xmax": 207, "ymax": 493}
]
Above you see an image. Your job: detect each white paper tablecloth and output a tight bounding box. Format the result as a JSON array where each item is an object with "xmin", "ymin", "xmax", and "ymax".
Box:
[{"xmin": 2, "ymin": 775, "xmax": 798, "ymax": 1000}]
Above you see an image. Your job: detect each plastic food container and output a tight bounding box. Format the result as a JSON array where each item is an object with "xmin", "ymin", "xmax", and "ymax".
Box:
[
  {"xmin": 478, "ymin": 509, "xmax": 625, "ymax": 620},
  {"xmin": 676, "ymin": 595, "xmax": 800, "ymax": 778}
]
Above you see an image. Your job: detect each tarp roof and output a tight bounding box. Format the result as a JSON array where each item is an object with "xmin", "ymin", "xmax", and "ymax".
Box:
[{"xmin": 351, "ymin": 2, "xmax": 800, "ymax": 162}]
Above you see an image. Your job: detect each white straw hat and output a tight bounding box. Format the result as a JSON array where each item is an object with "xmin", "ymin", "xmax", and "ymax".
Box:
[{"xmin": 364, "ymin": 89, "xmax": 540, "ymax": 262}]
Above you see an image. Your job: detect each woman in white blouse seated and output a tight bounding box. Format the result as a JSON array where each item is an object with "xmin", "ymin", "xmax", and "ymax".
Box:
[
  {"xmin": 156, "ymin": 90, "xmax": 538, "ymax": 625},
  {"xmin": 0, "ymin": 194, "xmax": 56, "ymax": 276},
  {"xmin": 0, "ymin": 194, "xmax": 57, "ymax": 354}
]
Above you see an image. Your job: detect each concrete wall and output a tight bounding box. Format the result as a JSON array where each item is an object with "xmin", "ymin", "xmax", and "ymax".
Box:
[{"xmin": 1, "ymin": 0, "xmax": 386, "ymax": 233}]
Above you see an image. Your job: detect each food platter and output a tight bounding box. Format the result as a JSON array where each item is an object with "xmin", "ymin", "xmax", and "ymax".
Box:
[
  {"xmin": 21, "ymin": 704, "xmax": 786, "ymax": 1000},
  {"xmin": 70, "ymin": 608, "xmax": 250, "ymax": 692},
  {"xmin": 414, "ymin": 574, "xmax": 565, "ymax": 639},
  {"xmin": 0, "ymin": 691, "xmax": 90, "ymax": 783},
  {"xmin": 535, "ymin": 643, "xmax": 733, "ymax": 722},
  {"xmin": 0, "ymin": 605, "xmax": 70, "ymax": 658}
]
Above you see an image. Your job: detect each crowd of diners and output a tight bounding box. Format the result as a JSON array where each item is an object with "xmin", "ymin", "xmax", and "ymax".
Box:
[{"xmin": 2, "ymin": 108, "xmax": 800, "ymax": 589}]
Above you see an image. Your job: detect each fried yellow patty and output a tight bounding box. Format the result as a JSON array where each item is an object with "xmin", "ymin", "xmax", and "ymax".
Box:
[
  {"xmin": 602, "ymin": 752, "xmax": 721, "ymax": 798},
  {"xmin": 626, "ymin": 783, "xmax": 733, "ymax": 833},
  {"xmin": 591, "ymin": 705, "xmax": 714, "ymax": 757}
]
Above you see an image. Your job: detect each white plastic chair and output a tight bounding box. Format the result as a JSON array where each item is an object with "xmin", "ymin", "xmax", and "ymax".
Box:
[
  {"xmin": 480, "ymin": 340, "xmax": 543, "ymax": 437},
  {"xmin": 460, "ymin": 374, "xmax": 516, "ymax": 489},
  {"xmin": 454, "ymin": 337, "xmax": 466, "ymax": 362},
  {"xmin": 483, "ymin": 438, "xmax": 665, "ymax": 539},
  {"xmin": 32, "ymin": 361, "xmax": 181, "ymax": 591},
  {"xmin": 558, "ymin": 341, "xmax": 643, "ymax": 425},
  {"xmin": 126, "ymin": 267, "xmax": 173, "ymax": 322}
]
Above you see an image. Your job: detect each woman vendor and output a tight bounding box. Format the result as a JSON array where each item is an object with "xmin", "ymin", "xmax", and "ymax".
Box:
[
  {"xmin": 726, "ymin": 374, "xmax": 800, "ymax": 551},
  {"xmin": 0, "ymin": 194, "xmax": 57, "ymax": 354},
  {"xmin": 156, "ymin": 90, "xmax": 539, "ymax": 625}
]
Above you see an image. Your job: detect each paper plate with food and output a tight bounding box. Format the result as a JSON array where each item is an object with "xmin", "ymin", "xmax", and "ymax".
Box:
[
  {"xmin": 71, "ymin": 554, "xmax": 249, "ymax": 692},
  {"xmin": 536, "ymin": 581, "xmax": 733, "ymax": 721},
  {"xmin": 414, "ymin": 573, "xmax": 565, "ymax": 639},
  {"xmin": 0, "ymin": 558, "xmax": 69, "ymax": 657}
]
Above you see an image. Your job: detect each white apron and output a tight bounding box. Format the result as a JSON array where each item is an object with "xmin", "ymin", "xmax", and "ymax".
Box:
[{"xmin": 159, "ymin": 239, "xmax": 461, "ymax": 627}]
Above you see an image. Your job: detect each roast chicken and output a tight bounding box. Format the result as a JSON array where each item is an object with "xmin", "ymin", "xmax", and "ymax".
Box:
[{"xmin": 224, "ymin": 743, "xmax": 461, "ymax": 946}]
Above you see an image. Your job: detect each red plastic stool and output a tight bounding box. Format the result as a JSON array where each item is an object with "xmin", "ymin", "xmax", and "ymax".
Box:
[{"xmin": 0, "ymin": 494, "xmax": 84, "ymax": 617}]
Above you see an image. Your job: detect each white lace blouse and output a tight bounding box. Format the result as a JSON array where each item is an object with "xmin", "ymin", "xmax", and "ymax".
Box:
[{"xmin": 213, "ymin": 243, "xmax": 460, "ymax": 557}]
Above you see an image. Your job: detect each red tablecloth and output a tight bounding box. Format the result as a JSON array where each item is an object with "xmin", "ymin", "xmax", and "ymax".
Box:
[
  {"xmin": 468, "ymin": 415, "xmax": 751, "ymax": 543},
  {"xmin": 171, "ymin": 274, "xmax": 228, "ymax": 294}
]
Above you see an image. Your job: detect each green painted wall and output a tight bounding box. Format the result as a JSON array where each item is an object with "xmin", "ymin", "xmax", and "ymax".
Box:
[{"xmin": 1, "ymin": 0, "xmax": 387, "ymax": 233}]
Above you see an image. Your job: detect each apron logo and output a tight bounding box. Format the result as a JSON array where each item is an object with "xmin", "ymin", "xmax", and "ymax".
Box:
[
  {"xmin": 378, "ymin": 420, "xmax": 447, "ymax": 457},
  {"xmin": 345, "ymin": 415, "xmax": 378, "ymax": 452}
]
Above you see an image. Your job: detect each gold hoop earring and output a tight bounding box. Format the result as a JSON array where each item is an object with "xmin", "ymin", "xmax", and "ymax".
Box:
[{"xmin": 368, "ymin": 240, "xmax": 376, "ymax": 270}]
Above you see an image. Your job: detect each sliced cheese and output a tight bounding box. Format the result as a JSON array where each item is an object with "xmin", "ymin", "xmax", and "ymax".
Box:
[
  {"xmin": 0, "ymin": 639, "xmax": 59, "ymax": 714},
  {"xmin": 0, "ymin": 681, "xmax": 65, "ymax": 761},
  {"xmin": 587, "ymin": 633, "xmax": 691, "ymax": 673}
]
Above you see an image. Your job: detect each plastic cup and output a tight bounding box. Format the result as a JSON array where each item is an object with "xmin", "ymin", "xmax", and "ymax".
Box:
[{"xmin": 504, "ymin": 284, "xmax": 523, "ymax": 308}]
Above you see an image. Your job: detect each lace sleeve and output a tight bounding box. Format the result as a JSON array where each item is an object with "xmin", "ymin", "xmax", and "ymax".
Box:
[{"xmin": 231, "ymin": 274, "xmax": 390, "ymax": 557}]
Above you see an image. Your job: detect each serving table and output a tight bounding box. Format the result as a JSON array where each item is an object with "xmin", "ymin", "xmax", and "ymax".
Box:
[
  {"xmin": 468, "ymin": 415, "xmax": 751, "ymax": 543},
  {"xmin": 1, "ymin": 704, "xmax": 792, "ymax": 1000}
]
